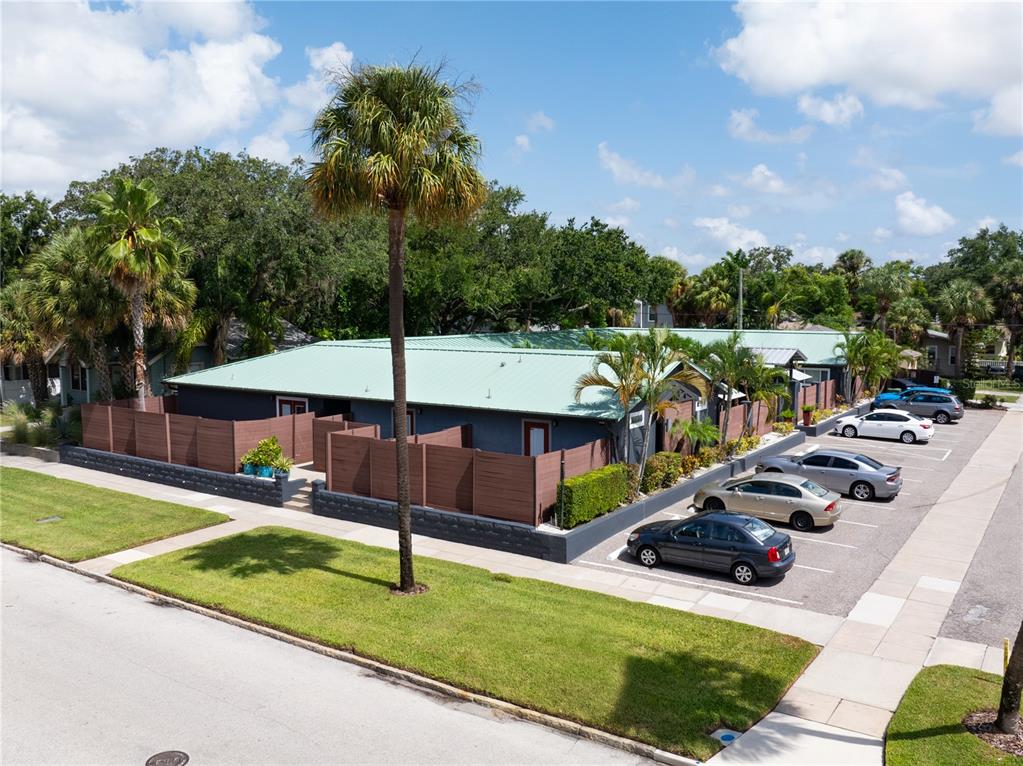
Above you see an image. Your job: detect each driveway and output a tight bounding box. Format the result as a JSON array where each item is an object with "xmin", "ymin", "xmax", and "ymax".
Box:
[
  {"xmin": 573, "ymin": 410, "xmax": 1006, "ymax": 617},
  {"xmin": 0, "ymin": 550, "xmax": 646, "ymax": 766}
]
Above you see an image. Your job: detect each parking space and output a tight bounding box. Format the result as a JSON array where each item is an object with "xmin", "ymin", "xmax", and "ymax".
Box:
[{"xmin": 573, "ymin": 410, "xmax": 1006, "ymax": 616}]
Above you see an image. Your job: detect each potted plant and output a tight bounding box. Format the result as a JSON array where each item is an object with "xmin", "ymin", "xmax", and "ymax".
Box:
[
  {"xmin": 801, "ymin": 404, "xmax": 815, "ymax": 426},
  {"xmin": 779, "ymin": 408, "xmax": 795, "ymax": 423},
  {"xmin": 239, "ymin": 436, "xmax": 287, "ymax": 478},
  {"xmin": 272, "ymin": 454, "xmax": 294, "ymax": 478}
]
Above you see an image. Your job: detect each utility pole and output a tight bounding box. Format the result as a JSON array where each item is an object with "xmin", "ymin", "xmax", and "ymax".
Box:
[{"xmin": 738, "ymin": 267, "xmax": 744, "ymax": 331}]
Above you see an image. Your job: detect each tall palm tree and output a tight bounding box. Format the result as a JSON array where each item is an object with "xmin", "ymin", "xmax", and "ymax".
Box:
[
  {"xmin": 692, "ymin": 331, "xmax": 755, "ymax": 452},
  {"xmin": 666, "ymin": 276, "xmax": 693, "ymax": 326},
  {"xmin": 90, "ymin": 178, "xmax": 192, "ymax": 410},
  {"xmin": 634, "ymin": 329, "xmax": 697, "ymax": 476},
  {"xmin": 835, "ymin": 331, "xmax": 869, "ymax": 400},
  {"xmin": 22, "ymin": 229, "xmax": 122, "ymax": 402},
  {"xmin": 0, "ymin": 280, "xmax": 50, "ymax": 405},
  {"xmin": 308, "ymin": 64, "xmax": 488, "ymax": 594},
  {"xmin": 836, "ymin": 330, "xmax": 901, "ymax": 398},
  {"xmin": 741, "ymin": 358, "xmax": 790, "ymax": 436},
  {"xmin": 990, "ymin": 259, "xmax": 1023, "ymax": 380},
  {"xmin": 862, "ymin": 262, "xmax": 911, "ymax": 334},
  {"xmin": 935, "ymin": 279, "xmax": 993, "ymax": 378},
  {"xmin": 670, "ymin": 417, "xmax": 720, "ymax": 455},
  {"xmin": 575, "ymin": 333, "xmax": 645, "ymax": 464},
  {"xmin": 997, "ymin": 617, "xmax": 1023, "ymax": 734},
  {"xmin": 886, "ymin": 296, "xmax": 930, "ymax": 346}
]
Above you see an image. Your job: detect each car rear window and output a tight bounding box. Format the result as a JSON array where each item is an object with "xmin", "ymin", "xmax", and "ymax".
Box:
[
  {"xmin": 801, "ymin": 479, "xmax": 829, "ymax": 497},
  {"xmin": 741, "ymin": 517, "xmax": 775, "ymax": 542},
  {"xmin": 855, "ymin": 454, "xmax": 884, "ymax": 469}
]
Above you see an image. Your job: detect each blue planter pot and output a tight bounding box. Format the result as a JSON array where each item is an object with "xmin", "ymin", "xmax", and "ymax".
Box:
[
  {"xmin": 257, "ymin": 465, "xmax": 273, "ymax": 478},
  {"xmin": 242, "ymin": 463, "xmax": 255, "ymax": 476}
]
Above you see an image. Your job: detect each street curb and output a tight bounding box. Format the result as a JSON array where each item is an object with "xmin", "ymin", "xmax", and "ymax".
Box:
[{"xmin": 2, "ymin": 542, "xmax": 702, "ymax": 766}]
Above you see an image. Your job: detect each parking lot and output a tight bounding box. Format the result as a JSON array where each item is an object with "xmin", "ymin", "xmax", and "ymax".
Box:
[{"xmin": 573, "ymin": 409, "xmax": 1007, "ymax": 617}]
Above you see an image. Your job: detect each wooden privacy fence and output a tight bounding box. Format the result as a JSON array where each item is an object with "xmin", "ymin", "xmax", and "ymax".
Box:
[
  {"xmin": 724, "ymin": 401, "xmax": 772, "ymax": 440},
  {"xmin": 311, "ymin": 415, "xmax": 381, "ymax": 471},
  {"xmin": 326, "ymin": 426, "xmax": 608, "ymax": 526},
  {"xmin": 82, "ymin": 397, "xmax": 323, "ymax": 474}
]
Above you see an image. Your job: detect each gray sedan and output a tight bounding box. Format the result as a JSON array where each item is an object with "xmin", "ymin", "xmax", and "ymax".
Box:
[{"xmin": 756, "ymin": 447, "xmax": 902, "ymax": 501}]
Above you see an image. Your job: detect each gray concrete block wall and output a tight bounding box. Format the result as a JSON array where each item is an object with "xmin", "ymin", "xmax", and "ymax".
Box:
[{"xmin": 58, "ymin": 445, "xmax": 286, "ymax": 506}]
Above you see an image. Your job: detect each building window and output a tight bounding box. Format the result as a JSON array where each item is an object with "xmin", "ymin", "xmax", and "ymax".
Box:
[
  {"xmin": 523, "ymin": 420, "xmax": 550, "ymax": 456},
  {"xmin": 188, "ymin": 362, "xmax": 205, "ymax": 373},
  {"xmin": 389, "ymin": 407, "xmax": 415, "ymax": 436},
  {"xmin": 647, "ymin": 303, "xmax": 657, "ymax": 324},
  {"xmin": 926, "ymin": 346, "xmax": 937, "ymax": 368},
  {"xmin": 47, "ymin": 363, "xmax": 59, "ymax": 379},
  {"xmin": 629, "ymin": 410, "xmax": 645, "ymax": 430},
  {"xmin": 949, "ymin": 346, "xmax": 956, "ymax": 367},
  {"xmin": 276, "ymin": 396, "xmax": 308, "ymax": 416},
  {"xmin": 70, "ymin": 366, "xmax": 84, "ymax": 390}
]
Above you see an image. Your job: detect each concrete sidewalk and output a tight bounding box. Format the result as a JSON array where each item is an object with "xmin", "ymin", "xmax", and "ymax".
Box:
[{"xmin": 3, "ymin": 411, "xmax": 1020, "ymax": 764}]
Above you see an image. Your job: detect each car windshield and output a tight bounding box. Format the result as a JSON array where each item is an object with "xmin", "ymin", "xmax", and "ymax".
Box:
[
  {"xmin": 801, "ymin": 479, "xmax": 829, "ymax": 497},
  {"xmin": 855, "ymin": 454, "xmax": 884, "ymax": 469},
  {"xmin": 741, "ymin": 517, "xmax": 774, "ymax": 542}
]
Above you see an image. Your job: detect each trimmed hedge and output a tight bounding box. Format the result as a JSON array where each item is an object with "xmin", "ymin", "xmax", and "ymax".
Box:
[
  {"xmin": 556, "ymin": 464, "xmax": 630, "ymax": 529},
  {"xmin": 950, "ymin": 378, "xmax": 976, "ymax": 402},
  {"xmin": 641, "ymin": 451, "xmax": 683, "ymax": 493}
]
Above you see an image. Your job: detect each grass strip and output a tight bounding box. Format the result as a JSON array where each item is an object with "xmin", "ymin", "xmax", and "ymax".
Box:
[
  {"xmin": 114, "ymin": 526, "xmax": 816, "ymax": 759},
  {"xmin": 0, "ymin": 466, "xmax": 228, "ymax": 561}
]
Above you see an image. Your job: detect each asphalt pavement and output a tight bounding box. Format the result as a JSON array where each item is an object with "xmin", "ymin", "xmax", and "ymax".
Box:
[
  {"xmin": 0, "ymin": 549, "xmax": 646, "ymax": 766},
  {"xmin": 574, "ymin": 410, "xmax": 1007, "ymax": 617},
  {"xmin": 939, "ymin": 457, "xmax": 1023, "ymax": 647}
]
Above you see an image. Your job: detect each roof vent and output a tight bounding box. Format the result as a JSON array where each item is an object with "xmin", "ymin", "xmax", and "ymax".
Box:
[
  {"xmin": 499, "ymin": 361, "xmax": 506, "ymax": 367},
  {"xmin": 486, "ymin": 388, "xmax": 491, "ymax": 399}
]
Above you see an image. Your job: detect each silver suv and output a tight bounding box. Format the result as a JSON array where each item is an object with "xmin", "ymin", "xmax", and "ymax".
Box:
[{"xmin": 878, "ymin": 391, "xmax": 963, "ymax": 423}]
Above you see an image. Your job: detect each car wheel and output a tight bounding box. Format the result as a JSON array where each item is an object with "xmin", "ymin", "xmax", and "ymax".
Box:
[
  {"xmin": 764, "ymin": 467, "xmax": 783, "ymax": 473},
  {"xmin": 842, "ymin": 425, "xmax": 858, "ymax": 438},
  {"xmin": 791, "ymin": 511, "xmax": 814, "ymax": 531},
  {"xmin": 702, "ymin": 497, "xmax": 726, "ymax": 511},
  {"xmin": 900, "ymin": 430, "xmax": 917, "ymax": 444},
  {"xmin": 850, "ymin": 481, "xmax": 875, "ymax": 501},
  {"xmin": 934, "ymin": 411, "xmax": 950, "ymax": 424},
  {"xmin": 731, "ymin": 562, "xmax": 757, "ymax": 585},
  {"xmin": 637, "ymin": 546, "xmax": 660, "ymax": 568}
]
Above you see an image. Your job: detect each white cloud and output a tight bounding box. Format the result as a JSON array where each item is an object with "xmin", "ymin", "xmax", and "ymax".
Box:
[
  {"xmin": 873, "ymin": 227, "xmax": 893, "ymax": 241},
  {"xmin": 797, "ymin": 92, "xmax": 864, "ymax": 127},
  {"xmin": 895, "ymin": 191, "xmax": 956, "ymax": 236},
  {"xmin": 693, "ymin": 216, "xmax": 768, "ymax": 250},
  {"xmin": 596, "ymin": 142, "xmax": 693, "ymax": 189},
  {"xmin": 526, "ymin": 111, "xmax": 555, "ymax": 132},
  {"xmin": 2, "ymin": 1, "xmax": 282, "ymax": 194},
  {"xmin": 608, "ymin": 197, "xmax": 641, "ymax": 213},
  {"xmin": 248, "ymin": 41, "xmax": 353, "ymax": 164},
  {"xmin": 796, "ymin": 245, "xmax": 838, "ymax": 266},
  {"xmin": 867, "ymin": 167, "xmax": 908, "ymax": 191},
  {"xmin": 727, "ymin": 204, "xmax": 752, "ymax": 219},
  {"xmin": 603, "ymin": 215, "xmax": 630, "ymax": 227},
  {"xmin": 727, "ymin": 108, "xmax": 813, "ymax": 143},
  {"xmin": 742, "ymin": 163, "xmax": 788, "ymax": 194},
  {"xmin": 514, "ymin": 134, "xmax": 531, "ymax": 152},
  {"xmin": 836, "ymin": 232, "xmax": 849, "ymax": 242},
  {"xmin": 662, "ymin": 246, "xmax": 709, "ymax": 270},
  {"xmin": 707, "ymin": 184, "xmax": 731, "ymax": 197},
  {"xmin": 793, "ymin": 232, "xmax": 807, "ymax": 243},
  {"xmin": 976, "ymin": 216, "xmax": 998, "ymax": 231},
  {"xmin": 716, "ymin": 2, "xmax": 1022, "ymax": 135},
  {"xmin": 663, "ymin": 217, "xmax": 680, "ymax": 228},
  {"xmin": 1004, "ymin": 149, "xmax": 1023, "ymax": 167}
]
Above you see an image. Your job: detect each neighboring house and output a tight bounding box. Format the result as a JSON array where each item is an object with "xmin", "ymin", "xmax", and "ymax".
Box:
[
  {"xmin": 0, "ymin": 353, "xmax": 62, "ymax": 407},
  {"xmin": 57, "ymin": 319, "xmax": 315, "ymax": 405},
  {"xmin": 632, "ymin": 300, "xmax": 674, "ymax": 329},
  {"xmin": 923, "ymin": 328, "xmax": 956, "ymax": 378}
]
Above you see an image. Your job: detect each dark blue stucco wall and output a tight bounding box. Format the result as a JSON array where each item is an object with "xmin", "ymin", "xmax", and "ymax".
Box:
[{"xmin": 176, "ymin": 387, "xmax": 341, "ymax": 420}]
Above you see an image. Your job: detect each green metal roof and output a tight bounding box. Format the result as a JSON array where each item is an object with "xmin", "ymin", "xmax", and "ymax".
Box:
[
  {"xmin": 353, "ymin": 327, "xmax": 850, "ymax": 366},
  {"xmin": 165, "ymin": 342, "xmax": 627, "ymax": 420}
]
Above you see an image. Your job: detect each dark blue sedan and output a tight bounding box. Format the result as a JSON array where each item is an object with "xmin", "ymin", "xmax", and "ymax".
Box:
[{"xmin": 626, "ymin": 511, "xmax": 795, "ymax": 585}]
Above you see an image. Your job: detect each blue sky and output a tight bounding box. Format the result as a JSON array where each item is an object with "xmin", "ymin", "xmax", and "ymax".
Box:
[{"xmin": 3, "ymin": 1, "xmax": 1021, "ymax": 270}]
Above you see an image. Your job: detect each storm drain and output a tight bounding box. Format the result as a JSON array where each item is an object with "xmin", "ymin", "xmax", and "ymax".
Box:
[
  {"xmin": 35, "ymin": 515, "xmax": 62, "ymax": 524},
  {"xmin": 711, "ymin": 728, "xmax": 741, "ymax": 746},
  {"xmin": 145, "ymin": 751, "xmax": 189, "ymax": 766}
]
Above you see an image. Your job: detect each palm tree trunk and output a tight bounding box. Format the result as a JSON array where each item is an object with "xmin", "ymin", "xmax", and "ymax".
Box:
[
  {"xmin": 213, "ymin": 315, "xmax": 231, "ymax": 366},
  {"xmin": 129, "ymin": 286, "xmax": 148, "ymax": 411},
  {"xmin": 1006, "ymin": 329, "xmax": 1019, "ymax": 381},
  {"xmin": 88, "ymin": 337, "xmax": 114, "ymax": 402},
  {"xmin": 27, "ymin": 354, "xmax": 49, "ymax": 406},
  {"xmin": 721, "ymin": 389, "xmax": 732, "ymax": 451},
  {"xmin": 996, "ymin": 618, "xmax": 1023, "ymax": 734},
  {"xmin": 388, "ymin": 207, "xmax": 416, "ymax": 593},
  {"xmin": 955, "ymin": 327, "xmax": 964, "ymax": 379}
]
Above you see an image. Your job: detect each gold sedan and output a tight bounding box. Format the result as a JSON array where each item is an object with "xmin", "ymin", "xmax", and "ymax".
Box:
[{"xmin": 693, "ymin": 473, "xmax": 843, "ymax": 532}]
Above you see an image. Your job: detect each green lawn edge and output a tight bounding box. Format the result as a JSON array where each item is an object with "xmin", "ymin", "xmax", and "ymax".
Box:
[
  {"xmin": 886, "ymin": 664, "xmax": 1023, "ymax": 766},
  {"xmin": 112, "ymin": 526, "xmax": 818, "ymax": 760},
  {"xmin": 0, "ymin": 466, "xmax": 229, "ymax": 561}
]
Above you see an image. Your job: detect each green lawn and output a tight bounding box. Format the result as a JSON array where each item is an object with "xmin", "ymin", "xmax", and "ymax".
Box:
[
  {"xmin": 113, "ymin": 527, "xmax": 816, "ymax": 759},
  {"xmin": 887, "ymin": 665, "xmax": 1023, "ymax": 766},
  {"xmin": 0, "ymin": 467, "xmax": 229, "ymax": 561}
]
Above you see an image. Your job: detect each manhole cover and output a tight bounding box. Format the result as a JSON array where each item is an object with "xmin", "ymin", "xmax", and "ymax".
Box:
[
  {"xmin": 36, "ymin": 515, "xmax": 62, "ymax": 524},
  {"xmin": 145, "ymin": 752, "xmax": 189, "ymax": 766}
]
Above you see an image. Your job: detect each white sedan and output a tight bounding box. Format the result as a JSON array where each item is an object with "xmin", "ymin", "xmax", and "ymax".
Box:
[{"xmin": 833, "ymin": 410, "xmax": 934, "ymax": 444}]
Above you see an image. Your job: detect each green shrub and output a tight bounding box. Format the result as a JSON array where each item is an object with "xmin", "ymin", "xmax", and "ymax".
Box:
[
  {"xmin": 556, "ymin": 463, "xmax": 630, "ymax": 529},
  {"xmin": 950, "ymin": 379, "xmax": 976, "ymax": 402},
  {"xmin": 678, "ymin": 454, "xmax": 700, "ymax": 477},
  {"xmin": 641, "ymin": 451, "xmax": 683, "ymax": 493},
  {"xmin": 736, "ymin": 434, "xmax": 761, "ymax": 454},
  {"xmin": 979, "ymin": 393, "xmax": 998, "ymax": 409},
  {"xmin": 624, "ymin": 463, "xmax": 640, "ymax": 502},
  {"xmin": 801, "ymin": 404, "xmax": 815, "ymax": 413},
  {"xmin": 240, "ymin": 436, "xmax": 286, "ymax": 470},
  {"xmin": 697, "ymin": 446, "xmax": 721, "ymax": 467},
  {"xmin": 779, "ymin": 409, "xmax": 795, "ymax": 421},
  {"xmin": 772, "ymin": 421, "xmax": 795, "ymax": 434}
]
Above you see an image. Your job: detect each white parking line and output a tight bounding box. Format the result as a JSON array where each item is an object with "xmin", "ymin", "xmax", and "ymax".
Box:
[
  {"xmin": 579, "ymin": 560, "xmax": 805, "ymax": 605},
  {"xmin": 606, "ymin": 545, "xmax": 627, "ymax": 561},
  {"xmin": 788, "ymin": 534, "xmax": 857, "ymax": 548},
  {"xmin": 794, "ymin": 563, "xmax": 835, "ymax": 573},
  {"xmin": 902, "ymin": 478, "xmax": 924, "ymax": 483},
  {"xmin": 837, "ymin": 519, "xmax": 879, "ymax": 528}
]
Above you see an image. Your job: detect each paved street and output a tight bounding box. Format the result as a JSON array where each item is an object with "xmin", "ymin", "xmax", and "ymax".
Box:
[{"xmin": 0, "ymin": 549, "xmax": 645, "ymax": 766}]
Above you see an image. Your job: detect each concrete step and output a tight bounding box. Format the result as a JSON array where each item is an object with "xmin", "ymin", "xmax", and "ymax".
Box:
[{"xmin": 283, "ymin": 499, "xmax": 311, "ymax": 513}]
